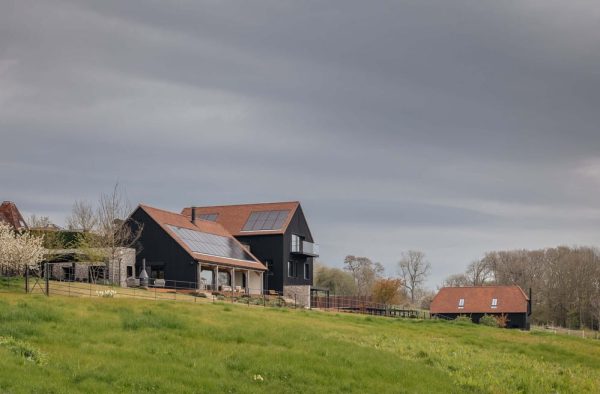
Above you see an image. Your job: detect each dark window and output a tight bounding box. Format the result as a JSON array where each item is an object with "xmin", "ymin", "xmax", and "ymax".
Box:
[
  {"xmin": 62, "ymin": 266, "xmax": 74, "ymax": 281},
  {"xmin": 126, "ymin": 266, "xmax": 133, "ymax": 277},
  {"xmin": 150, "ymin": 267, "xmax": 165, "ymax": 279},
  {"xmin": 288, "ymin": 262, "xmax": 297, "ymax": 278},
  {"xmin": 304, "ymin": 263, "xmax": 310, "ymax": 280}
]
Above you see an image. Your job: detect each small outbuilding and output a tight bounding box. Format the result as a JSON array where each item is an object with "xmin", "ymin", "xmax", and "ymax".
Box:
[{"xmin": 430, "ymin": 285, "xmax": 531, "ymax": 329}]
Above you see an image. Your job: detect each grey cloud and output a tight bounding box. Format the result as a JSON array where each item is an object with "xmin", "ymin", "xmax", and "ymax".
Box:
[{"xmin": 1, "ymin": 0, "xmax": 600, "ymax": 286}]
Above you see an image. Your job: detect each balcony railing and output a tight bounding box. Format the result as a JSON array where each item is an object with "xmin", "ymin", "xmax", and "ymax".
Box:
[{"xmin": 292, "ymin": 240, "xmax": 319, "ymax": 257}]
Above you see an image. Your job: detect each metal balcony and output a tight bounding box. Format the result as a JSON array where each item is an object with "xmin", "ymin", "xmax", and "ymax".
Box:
[{"xmin": 291, "ymin": 240, "xmax": 319, "ymax": 257}]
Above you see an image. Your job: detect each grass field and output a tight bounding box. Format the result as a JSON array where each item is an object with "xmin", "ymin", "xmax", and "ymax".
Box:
[{"xmin": 1, "ymin": 290, "xmax": 599, "ymax": 393}]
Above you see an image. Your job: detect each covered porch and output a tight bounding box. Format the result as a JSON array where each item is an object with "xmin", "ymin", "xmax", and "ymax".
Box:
[{"xmin": 196, "ymin": 262, "xmax": 264, "ymax": 295}]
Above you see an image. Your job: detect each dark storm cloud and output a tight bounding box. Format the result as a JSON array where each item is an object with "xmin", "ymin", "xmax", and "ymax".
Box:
[{"xmin": 1, "ymin": 0, "xmax": 600, "ymax": 285}]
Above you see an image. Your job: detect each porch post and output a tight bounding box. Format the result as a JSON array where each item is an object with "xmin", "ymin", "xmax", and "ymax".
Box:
[
  {"xmin": 232, "ymin": 268, "xmax": 236, "ymax": 293},
  {"xmin": 197, "ymin": 263, "xmax": 201, "ymax": 290},
  {"xmin": 260, "ymin": 271, "xmax": 264, "ymax": 295},
  {"xmin": 214, "ymin": 266, "xmax": 219, "ymax": 291},
  {"xmin": 245, "ymin": 270, "xmax": 250, "ymax": 294}
]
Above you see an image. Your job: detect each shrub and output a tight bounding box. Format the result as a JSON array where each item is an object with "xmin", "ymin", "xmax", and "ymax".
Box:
[
  {"xmin": 494, "ymin": 314, "xmax": 509, "ymax": 328},
  {"xmin": 453, "ymin": 315, "xmax": 473, "ymax": 324},
  {"xmin": 479, "ymin": 314, "xmax": 498, "ymax": 327}
]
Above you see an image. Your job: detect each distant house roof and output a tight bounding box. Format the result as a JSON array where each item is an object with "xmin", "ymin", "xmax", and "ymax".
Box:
[
  {"xmin": 430, "ymin": 286, "xmax": 529, "ymax": 314},
  {"xmin": 0, "ymin": 201, "xmax": 28, "ymax": 230},
  {"xmin": 137, "ymin": 204, "xmax": 267, "ymax": 271},
  {"xmin": 181, "ymin": 201, "xmax": 300, "ymax": 236}
]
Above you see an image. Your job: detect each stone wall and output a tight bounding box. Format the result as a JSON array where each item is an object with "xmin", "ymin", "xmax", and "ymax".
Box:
[
  {"xmin": 283, "ymin": 285, "xmax": 311, "ymax": 308},
  {"xmin": 47, "ymin": 247, "xmax": 135, "ymax": 288}
]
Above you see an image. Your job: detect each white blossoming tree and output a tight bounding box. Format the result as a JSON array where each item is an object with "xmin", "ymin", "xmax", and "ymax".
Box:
[{"xmin": 0, "ymin": 223, "xmax": 45, "ymax": 275}]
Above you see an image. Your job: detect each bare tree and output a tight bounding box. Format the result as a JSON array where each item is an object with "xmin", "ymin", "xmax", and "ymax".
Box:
[
  {"xmin": 398, "ymin": 250, "xmax": 431, "ymax": 304},
  {"xmin": 441, "ymin": 273, "xmax": 470, "ymax": 287},
  {"xmin": 343, "ymin": 255, "xmax": 384, "ymax": 297},
  {"xmin": 66, "ymin": 200, "xmax": 97, "ymax": 232},
  {"xmin": 27, "ymin": 214, "xmax": 54, "ymax": 229},
  {"xmin": 465, "ymin": 259, "xmax": 493, "ymax": 285},
  {"xmin": 94, "ymin": 183, "xmax": 143, "ymax": 285}
]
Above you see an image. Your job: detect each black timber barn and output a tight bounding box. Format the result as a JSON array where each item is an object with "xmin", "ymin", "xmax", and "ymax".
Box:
[
  {"xmin": 181, "ymin": 202, "xmax": 318, "ymax": 306},
  {"xmin": 128, "ymin": 205, "xmax": 267, "ymax": 294}
]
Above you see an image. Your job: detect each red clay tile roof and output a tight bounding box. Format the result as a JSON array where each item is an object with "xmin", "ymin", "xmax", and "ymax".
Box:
[
  {"xmin": 430, "ymin": 286, "xmax": 529, "ymax": 314},
  {"xmin": 0, "ymin": 201, "xmax": 28, "ymax": 230},
  {"xmin": 181, "ymin": 201, "xmax": 300, "ymax": 236},
  {"xmin": 137, "ymin": 204, "xmax": 267, "ymax": 271}
]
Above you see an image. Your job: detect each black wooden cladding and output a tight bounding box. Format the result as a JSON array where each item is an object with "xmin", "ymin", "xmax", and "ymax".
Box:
[
  {"xmin": 129, "ymin": 208, "xmax": 196, "ymax": 284},
  {"xmin": 129, "ymin": 204, "xmax": 316, "ymax": 293}
]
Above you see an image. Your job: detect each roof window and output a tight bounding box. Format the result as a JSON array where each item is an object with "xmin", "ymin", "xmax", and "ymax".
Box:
[
  {"xmin": 491, "ymin": 298, "xmax": 498, "ymax": 308},
  {"xmin": 458, "ymin": 298, "xmax": 465, "ymax": 308}
]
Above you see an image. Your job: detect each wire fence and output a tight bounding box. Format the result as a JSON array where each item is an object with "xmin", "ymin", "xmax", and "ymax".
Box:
[
  {"xmin": 0, "ymin": 263, "xmax": 305, "ymax": 310},
  {"xmin": 0, "ymin": 275, "xmax": 23, "ymax": 293}
]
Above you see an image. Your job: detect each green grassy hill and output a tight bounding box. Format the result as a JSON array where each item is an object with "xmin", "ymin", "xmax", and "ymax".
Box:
[{"xmin": 0, "ymin": 292, "xmax": 599, "ymax": 393}]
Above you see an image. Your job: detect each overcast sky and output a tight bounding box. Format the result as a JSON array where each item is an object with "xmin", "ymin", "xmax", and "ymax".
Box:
[{"xmin": 2, "ymin": 1, "xmax": 600, "ymax": 287}]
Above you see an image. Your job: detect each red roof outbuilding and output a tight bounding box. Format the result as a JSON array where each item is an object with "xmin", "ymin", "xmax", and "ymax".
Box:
[{"xmin": 430, "ymin": 286, "xmax": 529, "ymax": 314}]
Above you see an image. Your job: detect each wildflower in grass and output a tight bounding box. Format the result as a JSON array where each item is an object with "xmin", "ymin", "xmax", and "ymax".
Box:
[
  {"xmin": 253, "ymin": 374, "xmax": 264, "ymax": 382},
  {"xmin": 96, "ymin": 289, "xmax": 117, "ymax": 298}
]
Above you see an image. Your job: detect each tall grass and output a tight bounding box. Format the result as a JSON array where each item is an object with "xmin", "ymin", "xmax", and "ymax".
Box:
[{"xmin": 0, "ymin": 292, "xmax": 598, "ymax": 393}]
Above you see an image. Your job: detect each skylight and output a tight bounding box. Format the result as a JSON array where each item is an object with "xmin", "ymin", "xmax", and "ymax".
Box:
[
  {"xmin": 491, "ymin": 298, "xmax": 498, "ymax": 308},
  {"xmin": 241, "ymin": 210, "xmax": 290, "ymax": 231},
  {"xmin": 199, "ymin": 213, "xmax": 218, "ymax": 222},
  {"xmin": 458, "ymin": 298, "xmax": 465, "ymax": 308},
  {"xmin": 168, "ymin": 225, "xmax": 255, "ymax": 262}
]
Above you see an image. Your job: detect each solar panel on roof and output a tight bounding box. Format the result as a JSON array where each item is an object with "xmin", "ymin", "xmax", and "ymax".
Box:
[
  {"xmin": 167, "ymin": 225, "xmax": 255, "ymax": 262},
  {"xmin": 241, "ymin": 210, "xmax": 290, "ymax": 231}
]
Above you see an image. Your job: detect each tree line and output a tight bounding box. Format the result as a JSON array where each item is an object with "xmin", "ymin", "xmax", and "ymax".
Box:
[
  {"xmin": 314, "ymin": 250, "xmax": 432, "ymax": 307},
  {"xmin": 443, "ymin": 246, "xmax": 600, "ymax": 330}
]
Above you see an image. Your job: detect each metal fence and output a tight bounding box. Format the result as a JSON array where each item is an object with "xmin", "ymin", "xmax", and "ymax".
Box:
[{"xmin": 311, "ymin": 294, "xmax": 430, "ymax": 319}]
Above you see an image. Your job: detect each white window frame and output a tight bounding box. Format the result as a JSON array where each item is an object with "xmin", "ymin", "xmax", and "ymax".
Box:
[
  {"xmin": 458, "ymin": 298, "xmax": 465, "ymax": 309},
  {"xmin": 291, "ymin": 234, "xmax": 301, "ymax": 253},
  {"xmin": 491, "ymin": 298, "xmax": 498, "ymax": 308}
]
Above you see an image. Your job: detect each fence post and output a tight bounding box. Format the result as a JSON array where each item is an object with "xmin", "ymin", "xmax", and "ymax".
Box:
[
  {"xmin": 25, "ymin": 266, "xmax": 29, "ymax": 293},
  {"xmin": 45, "ymin": 263, "xmax": 49, "ymax": 296}
]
